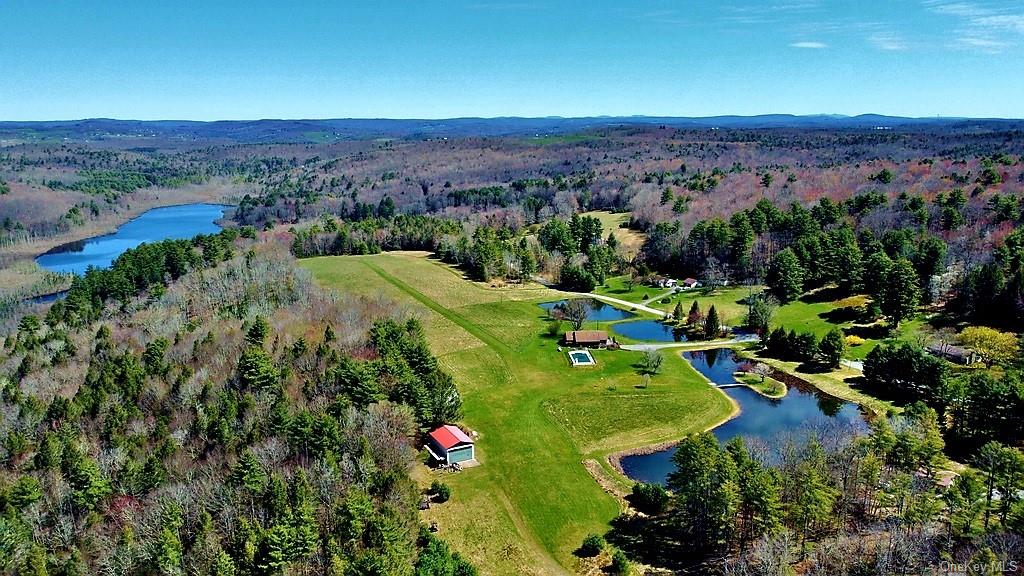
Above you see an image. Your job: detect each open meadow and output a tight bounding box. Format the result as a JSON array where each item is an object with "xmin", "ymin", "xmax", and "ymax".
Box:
[{"xmin": 301, "ymin": 252, "xmax": 735, "ymax": 574}]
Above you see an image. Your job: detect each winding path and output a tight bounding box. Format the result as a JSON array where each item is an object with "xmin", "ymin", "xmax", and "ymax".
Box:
[
  {"xmin": 573, "ymin": 292, "xmax": 671, "ymax": 318},
  {"xmin": 640, "ymin": 288, "xmax": 678, "ymax": 306},
  {"xmin": 619, "ymin": 335, "xmax": 759, "ymax": 351}
]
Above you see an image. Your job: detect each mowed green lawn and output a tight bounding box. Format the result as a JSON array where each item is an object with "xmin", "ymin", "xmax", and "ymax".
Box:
[
  {"xmin": 301, "ymin": 253, "xmax": 734, "ymax": 575},
  {"xmin": 596, "ymin": 275, "xmax": 929, "ymax": 361},
  {"xmin": 595, "ymin": 277, "xmax": 752, "ymax": 325},
  {"xmin": 773, "ymin": 293, "xmax": 929, "ymax": 360},
  {"xmin": 579, "ymin": 211, "xmax": 645, "ymax": 257}
]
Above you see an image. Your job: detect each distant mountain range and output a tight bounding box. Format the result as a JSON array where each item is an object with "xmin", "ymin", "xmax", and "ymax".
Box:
[{"xmin": 1, "ymin": 115, "xmax": 1021, "ymax": 144}]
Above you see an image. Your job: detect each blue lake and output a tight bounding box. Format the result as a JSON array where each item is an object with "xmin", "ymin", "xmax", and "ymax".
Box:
[
  {"xmin": 36, "ymin": 203, "xmax": 228, "ymax": 275},
  {"xmin": 620, "ymin": 349, "xmax": 868, "ymax": 485},
  {"xmin": 539, "ymin": 299, "xmax": 636, "ymax": 322},
  {"xmin": 611, "ymin": 319, "xmax": 688, "ymax": 342}
]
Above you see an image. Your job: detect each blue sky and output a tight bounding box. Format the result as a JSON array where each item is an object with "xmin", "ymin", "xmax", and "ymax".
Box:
[{"xmin": 1, "ymin": 1, "xmax": 1022, "ymax": 120}]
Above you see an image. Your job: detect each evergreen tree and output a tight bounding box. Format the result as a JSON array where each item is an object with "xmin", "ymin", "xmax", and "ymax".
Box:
[
  {"xmin": 728, "ymin": 438, "xmax": 783, "ymax": 544},
  {"xmin": 766, "ymin": 248, "xmax": 804, "ymax": 303},
  {"xmin": 154, "ymin": 526, "xmax": 183, "ymax": 575},
  {"xmin": 788, "ymin": 455, "xmax": 837, "ymax": 557},
  {"xmin": 516, "ymin": 238, "xmax": 537, "ymax": 280},
  {"xmin": 143, "ymin": 337, "xmax": 170, "ymax": 377},
  {"xmin": 377, "ymin": 195, "xmax": 396, "ymax": 219},
  {"xmin": 231, "ymin": 452, "xmax": 267, "ymax": 493},
  {"xmin": 945, "ymin": 470, "xmax": 986, "ymax": 536},
  {"xmin": 880, "ymin": 258, "xmax": 921, "ymax": 327},
  {"xmin": 668, "ymin": 433, "xmax": 738, "ymax": 552},
  {"xmin": 238, "ymin": 346, "xmax": 279, "ymax": 390},
  {"xmin": 62, "ymin": 449, "xmax": 112, "ymax": 512},
  {"xmin": 211, "ymin": 551, "xmax": 237, "ymax": 576},
  {"xmin": 537, "ymin": 218, "xmax": 578, "ymax": 254},
  {"xmin": 744, "ymin": 293, "xmax": 776, "ymax": 334},
  {"xmin": 818, "ymin": 328, "xmax": 846, "ymax": 368},
  {"xmin": 246, "ymin": 316, "xmax": 270, "ymax": 346},
  {"xmin": 863, "ymin": 250, "xmax": 892, "ymax": 307},
  {"xmin": 254, "ymin": 524, "xmax": 292, "ymax": 575},
  {"xmin": 703, "ymin": 305, "xmax": 721, "ymax": 340}
]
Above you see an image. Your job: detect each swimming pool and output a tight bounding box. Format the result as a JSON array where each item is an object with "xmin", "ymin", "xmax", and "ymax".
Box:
[{"xmin": 568, "ymin": 350, "xmax": 596, "ymax": 366}]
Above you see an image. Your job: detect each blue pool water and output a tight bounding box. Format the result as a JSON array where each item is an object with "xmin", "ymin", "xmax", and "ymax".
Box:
[
  {"xmin": 611, "ymin": 319, "xmax": 688, "ymax": 342},
  {"xmin": 569, "ymin": 351, "xmax": 595, "ymax": 365},
  {"xmin": 539, "ymin": 299, "xmax": 635, "ymax": 322},
  {"xmin": 36, "ymin": 203, "xmax": 228, "ymax": 275},
  {"xmin": 620, "ymin": 349, "xmax": 868, "ymax": 485}
]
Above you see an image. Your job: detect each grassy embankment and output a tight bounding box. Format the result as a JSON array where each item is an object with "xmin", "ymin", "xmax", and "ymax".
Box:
[{"xmin": 302, "ymin": 252, "xmax": 735, "ymax": 575}]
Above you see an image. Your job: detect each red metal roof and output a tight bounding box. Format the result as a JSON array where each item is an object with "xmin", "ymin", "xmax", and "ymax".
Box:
[{"xmin": 428, "ymin": 425, "xmax": 473, "ymax": 450}]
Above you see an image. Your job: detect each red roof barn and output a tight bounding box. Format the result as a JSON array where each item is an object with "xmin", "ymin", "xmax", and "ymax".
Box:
[{"xmin": 426, "ymin": 425, "xmax": 475, "ymax": 465}]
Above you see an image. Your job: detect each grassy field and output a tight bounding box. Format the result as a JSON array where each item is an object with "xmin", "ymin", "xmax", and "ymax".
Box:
[
  {"xmin": 774, "ymin": 292, "xmax": 929, "ymax": 360},
  {"xmin": 594, "ymin": 275, "xmax": 933, "ymax": 364},
  {"xmin": 301, "ymin": 252, "xmax": 734, "ymax": 574},
  {"xmin": 578, "ymin": 211, "xmax": 645, "ymax": 257},
  {"xmin": 594, "ymin": 278, "xmax": 752, "ymax": 325}
]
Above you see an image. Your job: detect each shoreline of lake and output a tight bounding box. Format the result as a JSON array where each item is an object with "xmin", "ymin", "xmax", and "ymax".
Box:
[
  {"xmin": 0, "ymin": 183, "xmax": 237, "ymax": 265},
  {"xmin": 35, "ymin": 203, "xmax": 231, "ymax": 275},
  {"xmin": 606, "ymin": 347, "xmax": 743, "ymax": 479},
  {"xmin": 607, "ymin": 346, "xmax": 869, "ymax": 486}
]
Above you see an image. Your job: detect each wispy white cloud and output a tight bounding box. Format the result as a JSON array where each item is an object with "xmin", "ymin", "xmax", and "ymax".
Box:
[
  {"xmin": 790, "ymin": 41, "xmax": 828, "ymax": 49},
  {"xmin": 868, "ymin": 32, "xmax": 908, "ymax": 51},
  {"xmin": 952, "ymin": 35, "xmax": 1012, "ymax": 52},
  {"xmin": 719, "ymin": 2, "xmax": 824, "ymax": 26},
  {"xmin": 923, "ymin": 0, "xmax": 1024, "ymax": 52}
]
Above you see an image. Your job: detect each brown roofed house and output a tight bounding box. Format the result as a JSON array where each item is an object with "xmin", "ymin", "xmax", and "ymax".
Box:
[{"xmin": 564, "ymin": 330, "xmax": 612, "ymax": 348}]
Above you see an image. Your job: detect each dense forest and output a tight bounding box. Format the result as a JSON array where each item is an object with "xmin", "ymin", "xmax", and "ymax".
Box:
[
  {"xmin": 612, "ymin": 406, "xmax": 1024, "ymax": 574},
  {"xmin": 0, "ymin": 233, "xmax": 475, "ymax": 574}
]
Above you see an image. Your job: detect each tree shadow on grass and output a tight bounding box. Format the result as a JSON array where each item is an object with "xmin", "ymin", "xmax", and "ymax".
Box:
[
  {"xmin": 605, "ymin": 513, "xmax": 708, "ymax": 572},
  {"xmin": 800, "ymin": 285, "xmax": 846, "ymax": 304},
  {"xmin": 845, "ymin": 375, "xmax": 868, "ymax": 389},
  {"xmin": 796, "ymin": 362, "xmax": 834, "ymax": 374},
  {"xmin": 819, "ymin": 306, "xmax": 862, "ymax": 324},
  {"xmin": 845, "ymin": 323, "xmax": 892, "ymax": 340}
]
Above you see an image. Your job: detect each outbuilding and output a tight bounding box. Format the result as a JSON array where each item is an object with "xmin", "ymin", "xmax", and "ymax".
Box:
[
  {"xmin": 681, "ymin": 278, "xmax": 701, "ymax": 289},
  {"xmin": 426, "ymin": 425, "xmax": 476, "ymax": 465},
  {"xmin": 926, "ymin": 342, "xmax": 979, "ymax": 365}
]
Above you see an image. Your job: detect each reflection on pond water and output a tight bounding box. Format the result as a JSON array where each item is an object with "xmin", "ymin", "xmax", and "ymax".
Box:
[
  {"xmin": 610, "ymin": 319, "xmax": 688, "ymax": 342},
  {"xmin": 539, "ymin": 299, "xmax": 636, "ymax": 322},
  {"xmin": 620, "ymin": 349, "xmax": 868, "ymax": 485}
]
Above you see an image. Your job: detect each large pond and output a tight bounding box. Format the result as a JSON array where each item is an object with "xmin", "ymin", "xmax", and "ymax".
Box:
[
  {"xmin": 539, "ymin": 299, "xmax": 636, "ymax": 322},
  {"xmin": 36, "ymin": 203, "xmax": 228, "ymax": 275},
  {"xmin": 620, "ymin": 348, "xmax": 868, "ymax": 485},
  {"xmin": 611, "ymin": 319, "xmax": 688, "ymax": 342}
]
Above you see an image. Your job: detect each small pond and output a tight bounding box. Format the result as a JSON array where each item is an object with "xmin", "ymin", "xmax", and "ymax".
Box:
[
  {"xmin": 539, "ymin": 299, "xmax": 635, "ymax": 322},
  {"xmin": 611, "ymin": 319, "xmax": 688, "ymax": 342},
  {"xmin": 36, "ymin": 203, "xmax": 228, "ymax": 275},
  {"xmin": 620, "ymin": 349, "xmax": 868, "ymax": 485}
]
